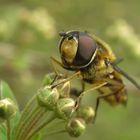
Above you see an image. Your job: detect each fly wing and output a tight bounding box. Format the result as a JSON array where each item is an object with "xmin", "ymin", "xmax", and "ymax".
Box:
[{"xmin": 111, "ymin": 62, "xmax": 140, "ymax": 90}]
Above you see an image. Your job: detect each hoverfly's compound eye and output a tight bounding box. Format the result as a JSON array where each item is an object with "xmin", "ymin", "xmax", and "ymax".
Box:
[{"xmin": 59, "ymin": 31, "xmax": 97, "ymax": 69}]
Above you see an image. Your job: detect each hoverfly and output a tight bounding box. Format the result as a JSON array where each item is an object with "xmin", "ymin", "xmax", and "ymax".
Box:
[{"xmin": 51, "ymin": 30, "xmax": 140, "ymax": 120}]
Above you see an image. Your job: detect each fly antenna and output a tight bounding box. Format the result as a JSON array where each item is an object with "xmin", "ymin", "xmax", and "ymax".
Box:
[{"xmin": 59, "ymin": 31, "xmax": 67, "ymax": 37}]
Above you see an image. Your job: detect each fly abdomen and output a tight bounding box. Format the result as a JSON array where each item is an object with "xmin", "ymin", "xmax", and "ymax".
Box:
[{"xmin": 98, "ymin": 81, "xmax": 127, "ymax": 106}]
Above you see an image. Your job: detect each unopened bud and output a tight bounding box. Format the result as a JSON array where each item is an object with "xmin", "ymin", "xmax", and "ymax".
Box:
[
  {"xmin": 37, "ymin": 86, "xmax": 59, "ymax": 110},
  {"xmin": 66, "ymin": 118, "xmax": 86, "ymax": 137},
  {"xmin": 43, "ymin": 73, "xmax": 56, "ymax": 86},
  {"xmin": 77, "ymin": 106, "xmax": 95, "ymax": 124},
  {"xmin": 0, "ymin": 98, "xmax": 17, "ymax": 122},
  {"xmin": 56, "ymin": 98, "xmax": 75, "ymax": 120},
  {"xmin": 57, "ymin": 81, "xmax": 70, "ymax": 98}
]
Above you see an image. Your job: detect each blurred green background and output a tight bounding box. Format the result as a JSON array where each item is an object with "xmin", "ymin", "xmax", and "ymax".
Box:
[{"xmin": 0, "ymin": 0, "xmax": 140, "ymax": 140}]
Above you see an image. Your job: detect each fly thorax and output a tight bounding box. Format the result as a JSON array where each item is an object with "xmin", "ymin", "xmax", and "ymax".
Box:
[{"xmin": 80, "ymin": 62, "xmax": 96, "ymax": 82}]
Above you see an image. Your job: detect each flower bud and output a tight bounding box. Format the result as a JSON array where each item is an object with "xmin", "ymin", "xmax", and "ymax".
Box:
[
  {"xmin": 66, "ymin": 118, "xmax": 86, "ymax": 137},
  {"xmin": 76, "ymin": 106, "xmax": 95, "ymax": 124},
  {"xmin": 37, "ymin": 86, "xmax": 59, "ymax": 110},
  {"xmin": 0, "ymin": 98, "xmax": 17, "ymax": 122},
  {"xmin": 43, "ymin": 73, "xmax": 56, "ymax": 86},
  {"xmin": 56, "ymin": 98, "xmax": 75, "ymax": 120},
  {"xmin": 57, "ymin": 81, "xmax": 70, "ymax": 98}
]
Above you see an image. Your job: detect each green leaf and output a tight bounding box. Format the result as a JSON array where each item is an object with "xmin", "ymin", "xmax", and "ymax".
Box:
[
  {"xmin": 0, "ymin": 81, "xmax": 21, "ymax": 140},
  {"xmin": 0, "ymin": 123, "xmax": 7, "ymax": 140},
  {"xmin": 0, "ymin": 81, "xmax": 18, "ymax": 105}
]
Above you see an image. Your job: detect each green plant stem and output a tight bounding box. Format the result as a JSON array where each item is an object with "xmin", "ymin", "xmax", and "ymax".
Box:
[
  {"xmin": 16, "ymin": 106, "xmax": 42, "ymax": 140},
  {"xmin": 25, "ymin": 113, "xmax": 56, "ymax": 140},
  {"xmin": 21, "ymin": 108, "xmax": 46, "ymax": 140},
  {"xmin": 6, "ymin": 119, "xmax": 11, "ymax": 140},
  {"xmin": 15, "ymin": 95, "xmax": 36, "ymax": 139},
  {"xmin": 45, "ymin": 129, "xmax": 66, "ymax": 137}
]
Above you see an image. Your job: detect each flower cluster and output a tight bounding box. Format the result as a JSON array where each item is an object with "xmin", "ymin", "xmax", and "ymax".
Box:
[
  {"xmin": 0, "ymin": 73, "xmax": 95, "ymax": 140},
  {"xmin": 37, "ymin": 73, "xmax": 95, "ymax": 138}
]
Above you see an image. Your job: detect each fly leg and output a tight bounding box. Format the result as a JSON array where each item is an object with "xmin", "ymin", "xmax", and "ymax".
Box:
[
  {"xmin": 70, "ymin": 80, "xmax": 85, "ymax": 98},
  {"xmin": 49, "ymin": 56, "xmax": 64, "ymax": 85},
  {"xmin": 74, "ymin": 82, "xmax": 107, "ymax": 110},
  {"xmin": 93, "ymin": 86, "xmax": 125, "ymax": 123},
  {"xmin": 71, "ymin": 81, "xmax": 86, "ymax": 109},
  {"xmin": 50, "ymin": 71, "xmax": 81, "ymax": 88},
  {"xmin": 50, "ymin": 56, "xmax": 81, "ymax": 88},
  {"xmin": 50, "ymin": 56, "xmax": 64, "ymax": 75}
]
